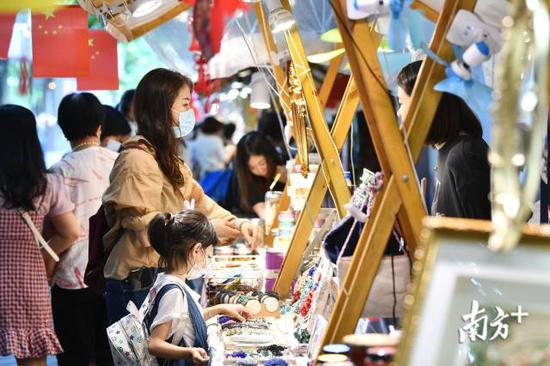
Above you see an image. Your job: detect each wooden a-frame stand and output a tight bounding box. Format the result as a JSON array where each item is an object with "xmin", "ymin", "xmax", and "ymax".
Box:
[
  {"xmin": 270, "ymin": 0, "xmax": 428, "ymax": 300},
  {"xmin": 253, "ymin": 2, "xmax": 475, "ymax": 346},
  {"xmin": 253, "ymin": 3, "xmax": 349, "ymax": 247},
  {"xmin": 320, "ymin": 0, "xmax": 479, "ymax": 346},
  {"xmin": 254, "ymin": 1, "xmax": 361, "ymax": 296}
]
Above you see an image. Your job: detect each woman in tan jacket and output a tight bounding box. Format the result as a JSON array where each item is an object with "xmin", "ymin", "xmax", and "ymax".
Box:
[{"xmin": 102, "ymin": 68, "xmax": 261, "ymax": 323}]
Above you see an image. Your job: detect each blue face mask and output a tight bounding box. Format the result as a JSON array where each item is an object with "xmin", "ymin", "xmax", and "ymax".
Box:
[{"xmin": 173, "ymin": 109, "xmax": 195, "ymax": 138}]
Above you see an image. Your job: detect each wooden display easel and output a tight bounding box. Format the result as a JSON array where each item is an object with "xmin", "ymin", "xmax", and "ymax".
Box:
[
  {"xmin": 253, "ymin": 3, "xmax": 346, "ymax": 247},
  {"xmin": 253, "ymin": 2, "xmax": 354, "ymax": 252},
  {"xmin": 279, "ymin": 1, "xmax": 352, "ymax": 219},
  {"xmin": 320, "ymin": 0, "xmax": 479, "ymax": 346},
  {"xmin": 271, "ymin": 0, "xmax": 428, "ymax": 300},
  {"xmin": 273, "ymin": 76, "xmax": 359, "ymax": 296}
]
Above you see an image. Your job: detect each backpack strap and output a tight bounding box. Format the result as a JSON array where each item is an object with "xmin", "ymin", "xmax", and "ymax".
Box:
[{"xmin": 144, "ymin": 283, "xmax": 209, "ymax": 351}]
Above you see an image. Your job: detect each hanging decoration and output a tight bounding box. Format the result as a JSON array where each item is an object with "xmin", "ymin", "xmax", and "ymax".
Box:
[
  {"xmin": 0, "ymin": 13, "xmax": 16, "ymax": 60},
  {"xmin": 77, "ymin": 30, "xmax": 119, "ymax": 91},
  {"xmin": 190, "ymin": 0, "xmax": 245, "ymax": 111},
  {"xmin": 386, "ymin": 0, "xmax": 409, "ymax": 52},
  {"xmin": 31, "ymin": 6, "xmax": 89, "ymax": 77},
  {"xmin": 288, "ymin": 63, "xmax": 309, "ymax": 177},
  {"xmin": 194, "ymin": 57, "xmax": 210, "ymax": 93},
  {"xmin": 192, "ymin": 0, "xmax": 213, "ymax": 60},
  {"xmin": 420, "ymin": 9, "xmax": 503, "ymax": 128},
  {"xmin": 18, "ymin": 58, "xmax": 30, "ymax": 95},
  {"xmin": 489, "ymin": 0, "xmax": 549, "ymax": 251},
  {"xmin": 345, "ymin": 0, "xmax": 418, "ymax": 52},
  {"xmin": 427, "ymin": 10, "xmax": 502, "ymax": 126},
  {"xmin": 192, "ymin": 0, "xmax": 248, "ymax": 62},
  {"xmin": 421, "ymin": 43, "xmax": 493, "ymax": 127}
]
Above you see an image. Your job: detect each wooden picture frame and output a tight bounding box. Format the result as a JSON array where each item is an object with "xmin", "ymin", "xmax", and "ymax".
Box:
[{"xmin": 398, "ymin": 217, "xmax": 550, "ymax": 366}]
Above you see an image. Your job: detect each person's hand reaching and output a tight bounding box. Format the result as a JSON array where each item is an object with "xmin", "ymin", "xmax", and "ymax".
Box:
[
  {"xmin": 240, "ymin": 221, "xmax": 262, "ymax": 250},
  {"xmin": 218, "ymin": 304, "xmax": 252, "ymax": 322}
]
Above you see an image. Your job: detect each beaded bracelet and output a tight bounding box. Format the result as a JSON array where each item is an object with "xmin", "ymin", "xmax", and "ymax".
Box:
[
  {"xmin": 227, "ymin": 351, "xmax": 248, "ymax": 359},
  {"xmin": 257, "ymin": 344, "xmax": 286, "ymax": 357},
  {"xmin": 221, "ymin": 322, "xmax": 269, "ymax": 330},
  {"xmin": 264, "ymin": 358, "xmax": 288, "ymax": 366},
  {"xmin": 236, "ymin": 358, "xmax": 257, "ymax": 366},
  {"xmin": 236, "ymin": 294, "xmax": 249, "ymax": 305}
]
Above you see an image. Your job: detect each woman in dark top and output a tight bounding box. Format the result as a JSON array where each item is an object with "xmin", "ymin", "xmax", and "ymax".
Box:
[
  {"xmin": 235, "ymin": 131, "xmax": 287, "ymax": 218},
  {"xmin": 396, "ymin": 60, "xmax": 491, "ymax": 219}
]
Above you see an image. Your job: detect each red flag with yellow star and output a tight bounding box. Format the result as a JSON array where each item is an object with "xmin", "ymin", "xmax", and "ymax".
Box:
[
  {"xmin": 31, "ymin": 6, "xmax": 89, "ymax": 77},
  {"xmin": 77, "ymin": 30, "xmax": 118, "ymax": 90},
  {"xmin": 0, "ymin": 14, "xmax": 16, "ymax": 60}
]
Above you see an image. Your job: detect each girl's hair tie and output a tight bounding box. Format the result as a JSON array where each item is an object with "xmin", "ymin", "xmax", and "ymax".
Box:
[{"xmin": 165, "ymin": 212, "xmax": 175, "ymax": 226}]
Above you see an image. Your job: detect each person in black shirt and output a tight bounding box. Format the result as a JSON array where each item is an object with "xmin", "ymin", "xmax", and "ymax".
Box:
[
  {"xmin": 235, "ymin": 131, "xmax": 287, "ymax": 218},
  {"xmin": 396, "ymin": 60, "xmax": 491, "ymax": 220}
]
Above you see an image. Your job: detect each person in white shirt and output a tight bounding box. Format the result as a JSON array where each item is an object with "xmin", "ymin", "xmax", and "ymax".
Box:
[
  {"xmin": 189, "ymin": 117, "xmax": 226, "ymax": 180},
  {"xmin": 50, "ymin": 92, "xmax": 118, "ymax": 366},
  {"xmin": 145, "ymin": 210, "xmax": 251, "ymax": 365}
]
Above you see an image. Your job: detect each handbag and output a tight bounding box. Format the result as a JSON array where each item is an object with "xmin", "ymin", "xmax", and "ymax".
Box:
[
  {"xmin": 323, "ymin": 170, "xmax": 411, "ymax": 320},
  {"xmin": 85, "ymin": 142, "xmax": 152, "ymax": 295},
  {"xmin": 85, "ymin": 205, "xmax": 110, "ymax": 295}
]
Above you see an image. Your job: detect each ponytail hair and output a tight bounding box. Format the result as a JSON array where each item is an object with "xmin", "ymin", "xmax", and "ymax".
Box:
[{"xmin": 148, "ymin": 210, "xmax": 218, "ymax": 271}]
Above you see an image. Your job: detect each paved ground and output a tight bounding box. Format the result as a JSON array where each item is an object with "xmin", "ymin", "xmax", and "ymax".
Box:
[{"xmin": 0, "ymin": 356, "xmax": 58, "ymax": 365}]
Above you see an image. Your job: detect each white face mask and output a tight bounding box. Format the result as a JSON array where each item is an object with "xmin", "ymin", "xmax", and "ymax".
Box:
[
  {"xmin": 106, "ymin": 139, "xmax": 122, "ymax": 152},
  {"xmin": 173, "ymin": 109, "xmax": 196, "ymax": 139},
  {"xmin": 187, "ymin": 248, "xmax": 209, "ymax": 280}
]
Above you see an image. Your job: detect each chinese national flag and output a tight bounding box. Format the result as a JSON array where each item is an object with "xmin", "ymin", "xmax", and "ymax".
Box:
[
  {"xmin": 77, "ymin": 30, "xmax": 119, "ymax": 91},
  {"xmin": 0, "ymin": 14, "xmax": 16, "ymax": 60},
  {"xmin": 32, "ymin": 6, "xmax": 89, "ymax": 77}
]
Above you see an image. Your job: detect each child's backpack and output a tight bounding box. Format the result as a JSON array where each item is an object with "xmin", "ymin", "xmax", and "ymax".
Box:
[{"xmin": 106, "ymin": 283, "xmax": 182, "ymax": 365}]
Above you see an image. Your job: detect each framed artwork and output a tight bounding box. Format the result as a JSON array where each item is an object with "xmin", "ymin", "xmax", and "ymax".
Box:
[{"xmin": 397, "ymin": 217, "xmax": 550, "ymax": 366}]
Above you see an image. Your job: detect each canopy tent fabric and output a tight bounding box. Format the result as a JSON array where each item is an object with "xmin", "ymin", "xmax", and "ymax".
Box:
[
  {"xmin": 208, "ymin": 1, "xmax": 338, "ymax": 79},
  {"xmin": 143, "ymin": 13, "xmax": 197, "ymax": 80}
]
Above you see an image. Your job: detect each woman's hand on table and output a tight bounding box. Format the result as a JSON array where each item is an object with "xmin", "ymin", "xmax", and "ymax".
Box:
[{"xmin": 240, "ymin": 221, "xmax": 262, "ymax": 250}]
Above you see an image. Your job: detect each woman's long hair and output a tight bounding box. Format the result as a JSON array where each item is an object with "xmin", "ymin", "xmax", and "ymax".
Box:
[
  {"xmin": 397, "ymin": 60, "xmax": 482, "ymax": 145},
  {"xmin": 0, "ymin": 105, "xmax": 47, "ymax": 210},
  {"xmin": 235, "ymin": 131, "xmax": 282, "ymax": 211},
  {"xmin": 134, "ymin": 68, "xmax": 193, "ymax": 190}
]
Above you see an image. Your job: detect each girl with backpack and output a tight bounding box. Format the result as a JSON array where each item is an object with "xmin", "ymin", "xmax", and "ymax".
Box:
[{"xmin": 144, "ymin": 210, "xmax": 251, "ymax": 365}]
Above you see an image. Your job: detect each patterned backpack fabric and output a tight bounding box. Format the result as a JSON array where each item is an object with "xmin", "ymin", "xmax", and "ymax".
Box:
[{"xmin": 107, "ymin": 284, "xmax": 183, "ymax": 365}]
